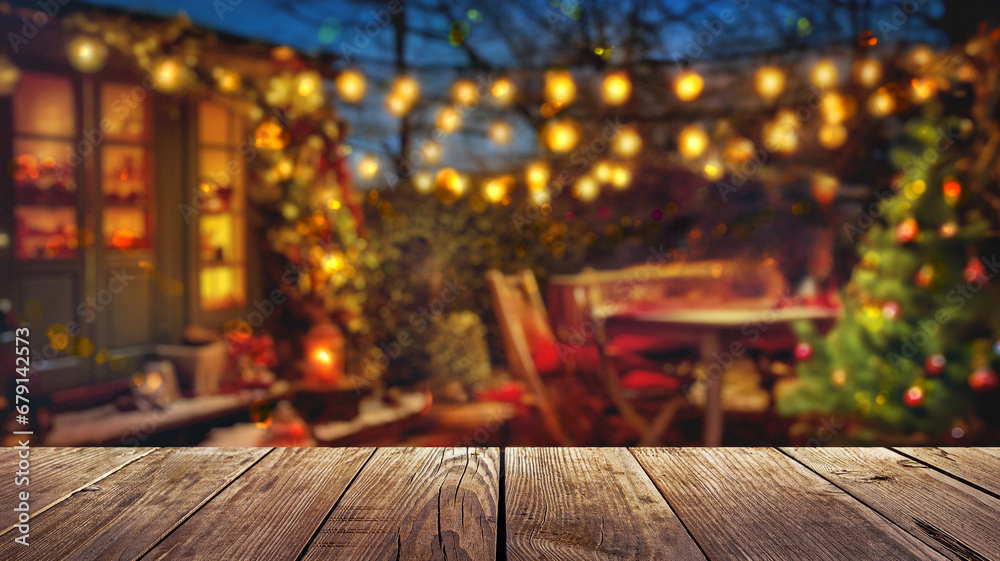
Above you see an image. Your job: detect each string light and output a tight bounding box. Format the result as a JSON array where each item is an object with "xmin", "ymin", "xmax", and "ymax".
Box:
[
  {"xmin": 66, "ymin": 35, "xmax": 109, "ymax": 73},
  {"xmin": 810, "ymin": 58, "xmax": 839, "ymax": 90},
  {"xmin": 854, "ymin": 58, "xmax": 882, "ymax": 88},
  {"xmin": 612, "ymin": 127, "xmax": 642, "ymax": 158},
  {"xmin": 413, "ymin": 171, "xmax": 434, "ymax": 193},
  {"xmin": 483, "ymin": 175, "xmax": 514, "ymax": 203},
  {"xmin": 434, "ymin": 167, "xmax": 467, "ymax": 204},
  {"xmin": 335, "ymin": 69, "xmax": 366, "ymax": 103},
  {"xmin": 610, "ymin": 165, "xmax": 633, "ymax": 190},
  {"xmin": 421, "ymin": 141, "xmax": 442, "ymax": 164},
  {"xmin": 488, "ymin": 120, "xmax": 513, "ymax": 145},
  {"xmin": 451, "ymin": 78, "xmax": 479, "ymax": 106},
  {"xmin": 602, "ymin": 70, "xmax": 632, "ymax": 105},
  {"xmin": 763, "ymin": 109, "xmax": 799, "ymax": 153},
  {"xmin": 393, "ymin": 75, "xmax": 420, "ymax": 104},
  {"xmin": 910, "ymin": 77, "xmax": 937, "ymax": 104},
  {"xmin": 491, "ymin": 77, "xmax": 515, "ymax": 105},
  {"xmin": 436, "ymin": 106, "xmax": 463, "ymax": 133},
  {"xmin": 673, "ymin": 70, "xmax": 704, "ymax": 101},
  {"xmin": 151, "ymin": 56, "xmax": 191, "ymax": 93},
  {"xmin": 678, "ymin": 124, "xmax": 709, "ymax": 160},
  {"xmin": 526, "ymin": 161, "xmax": 550, "ymax": 192},
  {"xmin": 542, "ymin": 119, "xmax": 580, "ymax": 152},
  {"xmin": 754, "ymin": 66, "xmax": 785, "ymax": 100},
  {"xmin": 867, "ymin": 87, "xmax": 894, "ymax": 117},
  {"xmin": 213, "ymin": 68, "xmax": 242, "ymax": 93},
  {"xmin": 818, "ymin": 123, "xmax": 847, "ymax": 149},
  {"xmin": 544, "ymin": 69, "xmax": 576, "ymax": 105},
  {"xmin": 358, "ymin": 154, "xmax": 379, "ymax": 179},
  {"xmin": 573, "ymin": 175, "xmax": 600, "ymax": 201}
]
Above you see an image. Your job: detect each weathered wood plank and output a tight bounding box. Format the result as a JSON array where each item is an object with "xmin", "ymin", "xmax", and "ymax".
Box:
[
  {"xmin": 0, "ymin": 447, "xmax": 154, "ymax": 533},
  {"xmin": 302, "ymin": 447, "xmax": 499, "ymax": 561},
  {"xmin": 0, "ymin": 447, "xmax": 267, "ymax": 561},
  {"xmin": 786, "ymin": 447, "xmax": 1000, "ymax": 561},
  {"xmin": 893, "ymin": 448, "xmax": 1000, "ymax": 497},
  {"xmin": 506, "ymin": 447, "xmax": 705, "ymax": 560},
  {"xmin": 632, "ymin": 448, "xmax": 948, "ymax": 560},
  {"xmin": 146, "ymin": 447, "xmax": 373, "ymax": 561}
]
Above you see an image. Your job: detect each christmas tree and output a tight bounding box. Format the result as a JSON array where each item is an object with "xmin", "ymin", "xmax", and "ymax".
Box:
[{"xmin": 779, "ymin": 33, "xmax": 1000, "ymax": 437}]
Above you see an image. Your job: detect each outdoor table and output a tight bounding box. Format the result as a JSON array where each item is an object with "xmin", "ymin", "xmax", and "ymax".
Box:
[
  {"xmin": 600, "ymin": 306, "xmax": 841, "ymax": 446},
  {"xmin": 1, "ymin": 447, "xmax": 997, "ymax": 559}
]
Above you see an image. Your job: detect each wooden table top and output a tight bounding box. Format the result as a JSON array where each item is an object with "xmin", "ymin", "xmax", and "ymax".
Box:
[{"xmin": 1, "ymin": 447, "xmax": 998, "ymax": 560}]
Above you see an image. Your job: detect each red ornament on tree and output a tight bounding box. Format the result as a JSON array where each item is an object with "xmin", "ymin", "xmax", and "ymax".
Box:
[
  {"xmin": 903, "ymin": 386, "xmax": 925, "ymax": 407},
  {"xmin": 964, "ymin": 258, "xmax": 987, "ymax": 283},
  {"xmin": 969, "ymin": 367, "xmax": 999, "ymax": 393},
  {"xmin": 895, "ymin": 217, "xmax": 918, "ymax": 243},
  {"xmin": 794, "ymin": 342, "xmax": 813, "ymax": 360},
  {"xmin": 924, "ymin": 354, "xmax": 945, "ymax": 376}
]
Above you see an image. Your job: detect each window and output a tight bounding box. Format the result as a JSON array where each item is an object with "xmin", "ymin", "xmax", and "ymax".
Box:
[
  {"xmin": 12, "ymin": 72, "xmax": 78, "ymax": 260},
  {"xmin": 196, "ymin": 100, "xmax": 247, "ymax": 311},
  {"xmin": 101, "ymin": 82, "xmax": 152, "ymax": 251}
]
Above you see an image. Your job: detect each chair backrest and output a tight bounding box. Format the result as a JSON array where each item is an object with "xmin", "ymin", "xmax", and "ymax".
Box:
[{"xmin": 485, "ymin": 270, "xmax": 554, "ymax": 382}]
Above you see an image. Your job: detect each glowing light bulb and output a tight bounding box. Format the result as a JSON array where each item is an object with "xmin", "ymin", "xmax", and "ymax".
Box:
[
  {"xmin": 854, "ymin": 58, "xmax": 882, "ymax": 88},
  {"xmin": 151, "ymin": 56, "xmax": 191, "ymax": 93},
  {"xmin": 678, "ymin": 125, "xmax": 709, "ymax": 160},
  {"xmin": 66, "ymin": 35, "xmax": 108, "ymax": 73},
  {"xmin": 526, "ymin": 161, "xmax": 550, "ymax": 192},
  {"xmin": 818, "ymin": 123, "xmax": 847, "ymax": 149},
  {"xmin": 393, "ymin": 75, "xmax": 420, "ymax": 104},
  {"xmin": 612, "ymin": 127, "xmax": 642, "ymax": 158},
  {"xmin": 336, "ymin": 69, "xmax": 366, "ymax": 103},
  {"xmin": 451, "ymin": 78, "xmax": 479, "ymax": 106},
  {"xmin": 542, "ymin": 119, "xmax": 579, "ymax": 153},
  {"xmin": 754, "ymin": 66, "xmax": 785, "ymax": 100},
  {"xmin": 436, "ymin": 106, "xmax": 462, "ymax": 133},
  {"xmin": 673, "ymin": 70, "xmax": 704, "ymax": 101},
  {"xmin": 602, "ymin": 70, "xmax": 632, "ymax": 105},
  {"xmin": 544, "ymin": 69, "xmax": 576, "ymax": 105},
  {"xmin": 867, "ymin": 87, "xmax": 894, "ymax": 117},
  {"xmin": 810, "ymin": 58, "xmax": 839, "ymax": 90},
  {"xmin": 413, "ymin": 171, "xmax": 433, "ymax": 193},
  {"xmin": 573, "ymin": 175, "xmax": 600, "ymax": 201},
  {"xmin": 491, "ymin": 77, "xmax": 515, "ymax": 105},
  {"xmin": 489, "ymin": 120, "xmax": 513, "ymax": 145}
]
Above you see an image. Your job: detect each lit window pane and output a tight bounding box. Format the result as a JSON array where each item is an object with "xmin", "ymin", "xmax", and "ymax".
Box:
[
  {"xmin": 201, "ymin": 265, "xmax": 246, "ymax": 311},
  {"xmin": 14, "ymin": 72, "xmax": 75, "ymax": 137},
  {"xmin": 101, "ymin": 82, "xmax": 148, "ymax": 141}
]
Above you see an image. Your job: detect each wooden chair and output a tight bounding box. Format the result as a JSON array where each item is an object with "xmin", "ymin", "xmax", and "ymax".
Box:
[{"xmin": 486, "ymin": 270, "xmax": 574, "ymax": 446}]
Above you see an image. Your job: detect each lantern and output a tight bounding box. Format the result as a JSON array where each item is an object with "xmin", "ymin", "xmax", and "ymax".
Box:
[
  {"xmin": 544, "ymin": 69, "xmax": 576, "ymax": 105},
  {"xmin": 754, "ymin": 66, "xmax": 785, "ymax": 100},
  {"xmin": 304, "ymin": 320, "xmax": 344, "ymax": 385},
  {"xmin": 673, "ymin": 70, "xmax": 704, "ymax": 101},
  {"xmin": 66, "ymin": 35, "xmax": 109, "ymax": 74},
  {"xmin": 601, "ymin": 70, "xmax": 632, "ymax": 105},
  {"xmin": 335, "ymin": 69, "xmax": 366, "ymax": 103}
]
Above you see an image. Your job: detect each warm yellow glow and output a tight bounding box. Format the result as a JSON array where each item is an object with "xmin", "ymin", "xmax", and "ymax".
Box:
[
  {"xmin": 296, "ymin": 71, "xmax": 320, "ymax": 96},
  {"xmin": 214, "ymin": 68, "xmax": 242, "ymax": 93},
  {"xmin": 526, "ymin": 161, "xmax": 550, "ymax": 192},
  {"xmin": 491, "ymin": 77, "xmax": 515, "ymax": 105},
  {"xmin": 335, "ymin": 69, "xmax": 366, "ymax": 103},
  {"xmin": 385, "ymin": 93, "xmax": 411, "ymax": 117},
  {"xmin": 702, "ymin": 159, "xmax": 723, "ymax": 180},
  {"xmin": 542, "ymin": 119, "xmax": 579, "ymax": 153},
  {"xmin": 909, "ymin": 45, "xmax": 934, "ymax": 69},
  {"xmin": 66, "ymin": 35, "xmax": 109, "ymax": 73},
  {"xmin": 573, "ymin": 175, "xmax": 600, "ymax": 201},
  {"xmin": 358, "ymin": 154, "xmax": 379, "ymax": 179},
  {"xmin": 819, "ymin": 92, "xmax": 850, "ymax": 124},
  {"xmin": 818, "ymin": 123, "xmax": 847, "ymax": 149},
  {"xmin": 602, "ymin": 71, "xmax": 632, "ymax": 105},
  {"xmin": 314, "ymin": 349, "xmax": 333, "ymax": 365},
  {"xmin": 678, "ymin": 125, "xmax": 709, "ymax": 160},
  {"xmin": 610, "ymin": 165, "xmax": 632, "ymax": 190},
  {"xmin": 544, "ymin": 69, "xmax": 576, "ymax": 105},
  {"xmin": 422, "ymin": 141, "xmax": 442, "ymax": 164},
  {"xmin": 0, "ymin": 55, "xmax": 21, "ymax": 96},
  {"xmin": 867, "ymin": 87, "xmax": 894, "ymax": 117},
  {"xmin": 673, "ymin": 70, "xmax": 704, "ymax": 101},
  {"xmin": 393, "ymin": 75, "xmax": 420, "ymax": 104},
  {"xmin": 854, "ymin": 58, "xmax": 882, "ymax": 88},
  {"xmin": 810, "ymin": 58, "xmax": 839, "ymax": 90},
  {"xmin": 151, "ymin": 56, "xmax": 191, "ymax": 93},
  {"xmin": 254, "ymin": 120, "xmax": 289, "ymax": 150},
  {"xmin": 763, "ymin": 110, "xmax": 799, "ymax": 153},
  {"xmin": 434, "ymin": 168, "xmax": 467, "ymax": 203},
  {"xmin": 322, "ymin": 252, "xmax": 345, "ymax": 273},
  {"xmin": 723, "ymin": 137, "xmax": 755, "ymax": 163},
  {"xmin": 413, "ymin": 170, "xmax": 433, "ymax": 193},
  {"xmin": 483, "ymin": 175, "xmax": 514, "ymax": 203},
  {"xmin": 488, "ymin": 120, "xmax": 513, "ymax": 145},
  {"xmin": 594, "ymin": 160, "xmax": 614, "ymax": 183},
  {"xmin": 451, "ymin": 79, "xmax": 479, "ymax": 106},
  {"xmin": 811, "ymin": 172, "xmax": 839, "ymax": 205},
  {"xmin": 436, "ymin": 106, "xmax": 463, "ymax": 133},
  {"xmin": 910, "ymin": 77, "xmax": 937, "ymax": 103},
  {"xmin": 612, "ymin": 127, "xmax": 642, "ymax": 158},
  {"xmin": 754, "ymin": 66, "xmax": 785, "ymax": 100}
]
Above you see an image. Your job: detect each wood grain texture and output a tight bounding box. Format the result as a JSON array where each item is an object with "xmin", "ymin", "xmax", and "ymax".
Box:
[
  {"xmin": 894, "ymin": 448, "xmax": 1000, "ymax": 497},
  {"xmin": 0, "ymin": 447, "xmax": 154, "ymax": 533},
  {"xmin": 146, "ymin": 447, "xmax": 373, "ymax": 561},
  {"xmin": 302, "ymin": 447, "xmax": 499, "ymax": 561},
  {"xmin": 0, "ymin": 447, "xmax": 267, "ymax": 561},
  {"xmin": 632, "ymin": 448, "xmax": 948, "ymax": 561},
  {"xmin": 786, "ymin": 447, "xmax": 1000, "ymax": 561},
  {"xmin": 506, "ymin": 447, "xmax": 705, "ymax": 560}
]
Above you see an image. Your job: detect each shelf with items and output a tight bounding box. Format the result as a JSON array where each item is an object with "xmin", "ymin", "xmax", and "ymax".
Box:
[{"xmin": 14, "ymin": 206, "xmax": 79, "ymax": 260}]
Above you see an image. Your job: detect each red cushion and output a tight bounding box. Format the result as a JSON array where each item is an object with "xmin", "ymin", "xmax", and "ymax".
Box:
[
  {"xmin": 531, "ymin": 341, "xmax": 565, "ymax": 376},
  {"xmin": 620, "ymin": 370, "xmax": 682, "ymax": 392},
  {"xmin": 606, "ymin": 334, "xmax": 667, "ymax": 355}
]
